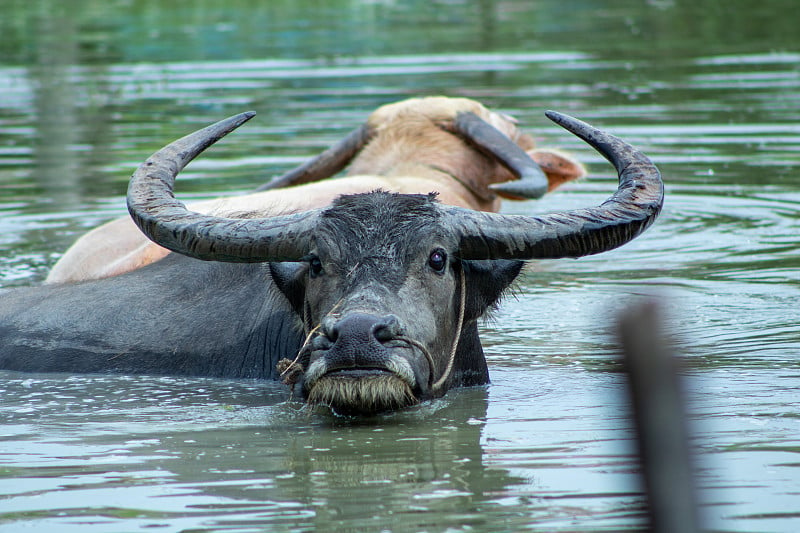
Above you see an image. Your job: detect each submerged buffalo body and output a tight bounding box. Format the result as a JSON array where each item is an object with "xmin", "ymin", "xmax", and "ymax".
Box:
[{"xmin": 0, "ymin": 101, "xmax": 663, "ymax": 416}]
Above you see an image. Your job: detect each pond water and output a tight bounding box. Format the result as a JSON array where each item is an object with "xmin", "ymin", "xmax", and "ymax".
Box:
[{"xmin": 1, "ymin": 1, "xmax": 799, "ymax": 531}]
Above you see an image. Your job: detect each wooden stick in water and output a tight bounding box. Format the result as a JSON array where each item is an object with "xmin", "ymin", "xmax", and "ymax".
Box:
[{"xmin": 618, "ymin": 300, "xmax": 702, "ymax": 533}]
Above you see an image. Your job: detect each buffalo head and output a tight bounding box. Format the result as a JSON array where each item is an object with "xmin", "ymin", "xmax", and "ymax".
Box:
[{"xmin": 126, "ymin": 110, "xmax": 663, "ymax": 416}]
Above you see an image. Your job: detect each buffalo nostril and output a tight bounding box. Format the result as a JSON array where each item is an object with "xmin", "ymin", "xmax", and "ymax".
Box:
[
  {"xmin": 320, "ymin": 316, "xmax": 339, "ymax": 342},
  {"xmin": 373, "ymin": 326, "xmax": 392, "ymax": 342},
  {"xmin": 373, "ymin": 315, "xmax": 401, "ymax": 342},
  {"xmin": 310, "ymin": 334, "xmax": 332, "ymax": 351}
]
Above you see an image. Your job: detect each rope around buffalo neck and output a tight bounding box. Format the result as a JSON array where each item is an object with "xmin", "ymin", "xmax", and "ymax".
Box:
[
  {"xmin": 397, "ymin": 266, "xmax": 466, "ymax": 393},
  {"xmin": 433, "ymin": 266, "xmax": 466, "ymax": 391},
  {"xmin": 277, "ymin": 299, "xmax": 342, "ymax": 387}
]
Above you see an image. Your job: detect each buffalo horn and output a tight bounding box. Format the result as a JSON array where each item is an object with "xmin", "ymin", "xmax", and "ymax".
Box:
[
  {"xmin": 254, "ymin": 124, "xmax": 375, "ymax": 192},
  {"xmin": 127, "ymin": 112, "xmax": 319, "ymax": 262},
  {"xmin": 450, "ymin": 111, "xmax": 664, "ymax": 260},
  {"xmin": 450, "ymin": 111, "xmax": 549, "ymax": 200}
]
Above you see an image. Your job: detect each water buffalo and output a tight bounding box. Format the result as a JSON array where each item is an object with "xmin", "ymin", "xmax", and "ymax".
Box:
[{"xmin": 0, "ymin": 102, "xmax": 663, "ymax": 416}]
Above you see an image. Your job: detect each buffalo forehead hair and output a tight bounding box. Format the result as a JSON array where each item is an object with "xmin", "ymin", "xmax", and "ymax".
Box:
[{"xmin": 318, "ymin": 190, "xmax": 443, "ymax": 261}]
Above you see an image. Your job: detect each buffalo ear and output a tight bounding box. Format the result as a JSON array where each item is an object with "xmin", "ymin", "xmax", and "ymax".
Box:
[
  {"xmin": 460, "ymin": 259, "xmax": 524, "ymax": 320},
  {"xmin": 529, "ymin": 148, "xmax": 587, "ymax": 192},
  {"xmin": 269, "ymin": 262, "xmax": 307, "ymax": 315}
]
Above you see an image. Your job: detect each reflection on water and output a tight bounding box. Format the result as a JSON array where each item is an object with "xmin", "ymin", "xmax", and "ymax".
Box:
[
  {"xmin": 1, "ymin": 0, "xmax": 799, "ymax": 531},
  {"xmin": 0, "ymin": 371, "xmax": 642, "ymax": 531}
]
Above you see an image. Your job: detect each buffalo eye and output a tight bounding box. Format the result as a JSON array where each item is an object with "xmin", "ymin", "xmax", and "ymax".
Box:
[
  {"xmin": 428, "ymin": 249, "xmax": 447, "ymax": 273},
  {"xmin": 309, "ymin": 256, "xmax": 323, "ymax": 277}
]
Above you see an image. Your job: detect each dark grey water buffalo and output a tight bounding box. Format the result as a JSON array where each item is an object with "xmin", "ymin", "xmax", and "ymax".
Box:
[{"xmin": 0, "ymin": 109, "xmax": 663, "ymax": 416}]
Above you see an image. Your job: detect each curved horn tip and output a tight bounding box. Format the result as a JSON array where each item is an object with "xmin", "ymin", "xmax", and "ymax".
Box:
[
  {"xmin": 225, "ymin": 110, "xmax": 257, "ymax": 129},
  {"xmin": 544, "ymin": 110, "xmax": 627, "ymax": 151},
  {"xmin": 452, "ymin": 110, "xmax": 550, "ymax": 200},
  {"xmin": 205, "ymin": 110, "xmax": 257, "ymax": 138},
  {"xmin": 489, "ymin": 176, "xmax": 548, "ymax": 200},
  {"xmin": 154, "ymin": 110, "xmax": 258, "ymax": 170},
  {"xmin": 544, "ymin": 110, "xmax": 592, "ymax": 136},
  {"xmin": 544, "ymin": 110, "xmax": 654, "ymax": 173}
]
